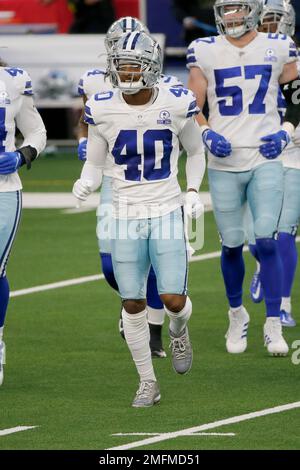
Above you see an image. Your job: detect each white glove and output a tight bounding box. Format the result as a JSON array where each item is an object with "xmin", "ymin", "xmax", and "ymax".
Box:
[
  {"xmin": 184, "ymin": 191, "xmax": 204, "ymax": 219},
  {"xmin": 72, "ymin": 179, "xmax": 93, "ymax": 201}
]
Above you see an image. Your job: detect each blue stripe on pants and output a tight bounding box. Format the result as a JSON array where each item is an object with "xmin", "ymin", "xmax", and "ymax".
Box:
[{"xmin": 0, "ymin": 191, "xmax": 22, "ymax": 277}]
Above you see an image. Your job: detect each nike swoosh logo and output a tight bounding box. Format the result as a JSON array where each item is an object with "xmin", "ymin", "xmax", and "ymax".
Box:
[{"xmin": 252, "ymin": 284, "xmax": 261, "ymax": 300}]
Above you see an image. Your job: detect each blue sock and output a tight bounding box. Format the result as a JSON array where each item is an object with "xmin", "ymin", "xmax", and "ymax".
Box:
[
  {"xmin": 0, "ymin": 276, "xmax": 9, "ymax": 328},
  {"xmin": 146, "ymin": 266, "xmax": 163, "ymax": 309},
  {"xmin": 278, "ymin": 232, "xmax": 298, "ymax": 298},
  {"xmin": 100, "ymin": 252, "xmax": 118, "ymax": 292},
  {"xmin": 256, "ymin": 238, "xmax": 282, "ymax": 317},
  {"xmin": 249, "ymin": 243, "xmax": 260, "ymax": 263},
  {"xmin": 221, "ymin": 245, "xmax": 244, "ymax": 308}
]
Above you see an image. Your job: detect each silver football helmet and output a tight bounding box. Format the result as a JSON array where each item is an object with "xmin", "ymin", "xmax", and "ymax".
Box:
[
  {"xmin": 280, "ymin": 1, "xmax": 296, "ymax": 36},
  {"xmin": 260, "ymin": 0, "xmax": 288, "ymax": 34},
  {"xmin": 105, "ymin": 17, "xmax": 149, "ymax": 52},
  {"xmin": 36, "ymin": 69, "xmax": 74, "ymax": 99},
  {"xmin": 214, "ymin": 0, "xmax": 264, "ymax": 38},
  {"xmin": 108, "ymin": 32, "xmax": 162, "ymax": 95}
]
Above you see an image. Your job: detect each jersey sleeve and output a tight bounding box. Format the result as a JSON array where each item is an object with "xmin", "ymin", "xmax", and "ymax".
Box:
[
  {"xmin": 169, "ymin": 88, "xmax": 201, "ymax": 132},
  {"xmin": 84, "ymin": 97, "xmax": 97, "ymax": 126},
  {"xmin": 274, "ymin": 35, "xmax": 299, "ymax": 65},
  {"xmin": 4, "ymin": 67, "xmax": 34, "ymax": 96},
  {"xmin": 183, "ymin": 89, "xmax": 201, "ymax": 119},
  {"xmin": 186, "ymin": 37, "xmax": 216, "ymax": 72},
  {"xmin": 78, "ymin": 69, "xmax": 106, "ymax": 97},
  {"xmin": 84, "ymin": 91, "xmax": 114, "ymax": 126},
  {"xmin": 160, "ymin": 74, "xmax": 183, "ymax": 87},
  {"xmin": 287, "ymin": 38, "xmax": 298, "ymax": 64},
  {"xmin": 15, "ymin": 96, "xmax": 47, "ymax": 155}
]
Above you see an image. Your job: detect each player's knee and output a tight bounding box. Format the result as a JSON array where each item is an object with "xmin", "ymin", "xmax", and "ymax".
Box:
[
  {"xmin": 100, "ymin": 252, "xmax": 118, "ymax": 291},
  {"xmin": 123, "ymin": 299, "xmax": 146, "ymax": 314},
  {"xmin": 254, "ymin": 216, "xmax": 277, "ymax": 239},
  {"xmin": 161, "ymin": 294, "xmax": 186, "ymax": 313},
  {"xmin": 222, "ymin": 229, "xmax": 245, "ymax": 248},
  {"xmin": 222, "ymin": 244, "xmax": 244, "ymax": 259},
  {"xmin": 278, "ymin": 222, "xmax": 298, "ymax": 236},
  {"xmin": 256, "ymin": 237, "xmax": 277, "ymax": 257}
]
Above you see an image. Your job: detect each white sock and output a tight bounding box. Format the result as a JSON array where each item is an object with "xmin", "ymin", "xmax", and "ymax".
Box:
[
  {"xmin": 147, "ymin": 307, "xmax": 165, "ymax": 326},
  {"xmin": 164, "ymin": 296, "xmax": 192, "ymax": 336},
  {"xmin": 281, "ymin": 297, "xmax": 291, "ymax": 314},
  {"xmin": 0, "ymin": 326, "xmax": 3, "ymax": 342},
  {"xmin": 230, "ymin": 305, "xmax": 243, "ymax": 314},
  {"xmin": 122, "ymin": 308, "xmax": 156, "ymax": 382}
]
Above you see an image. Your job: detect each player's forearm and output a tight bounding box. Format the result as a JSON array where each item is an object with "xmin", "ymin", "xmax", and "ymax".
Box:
[
  {"xmin": 16, "ymin": 97, "xmax": 47, "ymax": 156},
  {"xmin": 20, "ymin": 122, "xmax": 47, "ymax": 157},
  {"xmin": 187, "ymin": 68, "xmax": 208, "ymax": 110},
  {"xmin": 78, "ymin": 107, "xmax": 88, "ymax": 139},
  {"xmin": 180, "ymin": 119, "xmax": 206, "ymax": 191},
  {"xmin": 80, "ymin": 161, "xmax": 103, "ymax": 191},
  {"xmin": 196, "ymin": 112, "xmax": 209, "ymax": 129},
  {"xmin": 185, "ymin": 152, "xmax": 206, "ymax": 192}
]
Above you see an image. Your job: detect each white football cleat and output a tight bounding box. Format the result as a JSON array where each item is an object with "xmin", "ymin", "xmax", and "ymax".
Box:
[
  {"xmin": 0, "ymin": 341, "xmax": 6, "ymax": 386},
  {"xmin": 225, "ymin": 306, "xmax": 250, "ymax": 354},
  {"xmin": 264, "ymin": 317, "xmax": 289, "ymax": 356},
  {"xmin": 132, "ymin": 380, "xmax": 161, "ymax": 408}
]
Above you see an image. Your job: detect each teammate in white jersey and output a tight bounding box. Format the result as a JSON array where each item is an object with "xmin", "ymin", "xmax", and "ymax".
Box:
[
  {"xmin": 0, "ymin": 64, "xmax": 46, "ymax": 385},
  {"xmin": 247, "ymin": 1, "xmax": 300, "ymax": 327},
  {"xmin": 77, "ymin": 17, "xmax": 183, "ymax": 358},
  {"xmin": 187, "ymin": 0, "xmax": 300, "ymax": 356},
  {"xmin": 73, "ymin": 32, "xmax": 205, "ymax": 407}
]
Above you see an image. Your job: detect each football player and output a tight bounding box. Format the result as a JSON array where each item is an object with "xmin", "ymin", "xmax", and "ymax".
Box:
[
  {"xmin": 0, "ymin": 64, "xmax": 47, "ymax": 385},
  {"xmin": 77, "ymin": 17, "xmax": 184, "ymax": 358},
  {"xmin": 187, "ymin": 0, "xmax": 300, "ymax": 356},
  {"xmin": 73, "ymin": 32, "xmax": 205, "ymax": 407},
  {"xmin": 248, "ymin": 0, "xmax": 299, "ymax": 327}
]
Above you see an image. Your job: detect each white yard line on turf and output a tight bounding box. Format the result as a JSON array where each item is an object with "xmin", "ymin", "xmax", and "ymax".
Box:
[
  {"xmin": 0, "ymin": 426, "xmax": 37, "ymax": 437},
  {"xmin": 107, "ymin": 401, "xmax": 300, "ymax": 450},
  {"xmin": 9, "ymin": 250, "xmax": 221, "ymax": 298},
  {"xmin": 10, "ymin": 236, "xmax": 300, "ymax": 298},
  {"xmin": 112, "ymin": 432, "xmax": 235, "ymax": 437},
  {"xmin": 10, "ymin": 274, "xmax": 104, "ymax": 298}
]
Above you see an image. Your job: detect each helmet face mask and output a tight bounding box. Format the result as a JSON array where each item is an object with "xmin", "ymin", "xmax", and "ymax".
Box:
[
  {"xmin": 257, "ymin": 0, "xmax": 296, "ymax": 36},
  {"xmin": 280, "ymin": 1, "xmax": 296, "ymax": 37},
  {"xmin": 214, "ymin": 0, "xmax": 263, "ymax": 38},
  {"xmin": 108, "ymin": 32, "xmax": 162, "ymax": 95},
  {"xmin": 105, "ymin": 17, "xmax": 149, "ymax": 53},
  {"xmin": 259, "ymin": 0, "xmax": 287, "ymax": 34}
]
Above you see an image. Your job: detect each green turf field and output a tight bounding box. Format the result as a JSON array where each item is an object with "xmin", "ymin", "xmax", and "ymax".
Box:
[
  {"xmin": 0, "ymin": 152, "xmax": 299, "ymax": 450},
  {"xmin": 19, "ymin": 150, "xmax": 210, "ymax": 193}
]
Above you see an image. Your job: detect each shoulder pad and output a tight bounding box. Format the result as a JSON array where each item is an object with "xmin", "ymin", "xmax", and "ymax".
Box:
[
  {"xmin": 4, "ymin": 67, "xmax": 33, "ymax": 96},
  {"xmin": 168, "ymin": 87, "xmax": 200, "ymax": 118},
  {"xmin": 78, "ymin": 69, "xmax": 107, "ymax": 97},
  {"xmin": 84, "ymin": 91, "xmax": 115, "ymax": 125}
]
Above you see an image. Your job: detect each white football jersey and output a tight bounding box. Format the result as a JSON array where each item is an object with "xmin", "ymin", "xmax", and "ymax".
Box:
[
  {"xmin": 187, "ymin": 33, "xmax": 297, "ymax": 171},
  {"xmin": 78, "ymin": 69, "xmax": 183, "ymax": 177},
  {"xmin": 84, "ymin": 86, "xmax": 200, "ymax": 218},
  {"xmin": 78, "ymin": 68, "xmax": 111, "ymax": 99},
  {"xmin": 159, "ymin": 74, "xmax": 184, "ymax": 88},
  {"xmin": 0, "ymin": 66, "xmax": 46, "ymax": 192}
]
